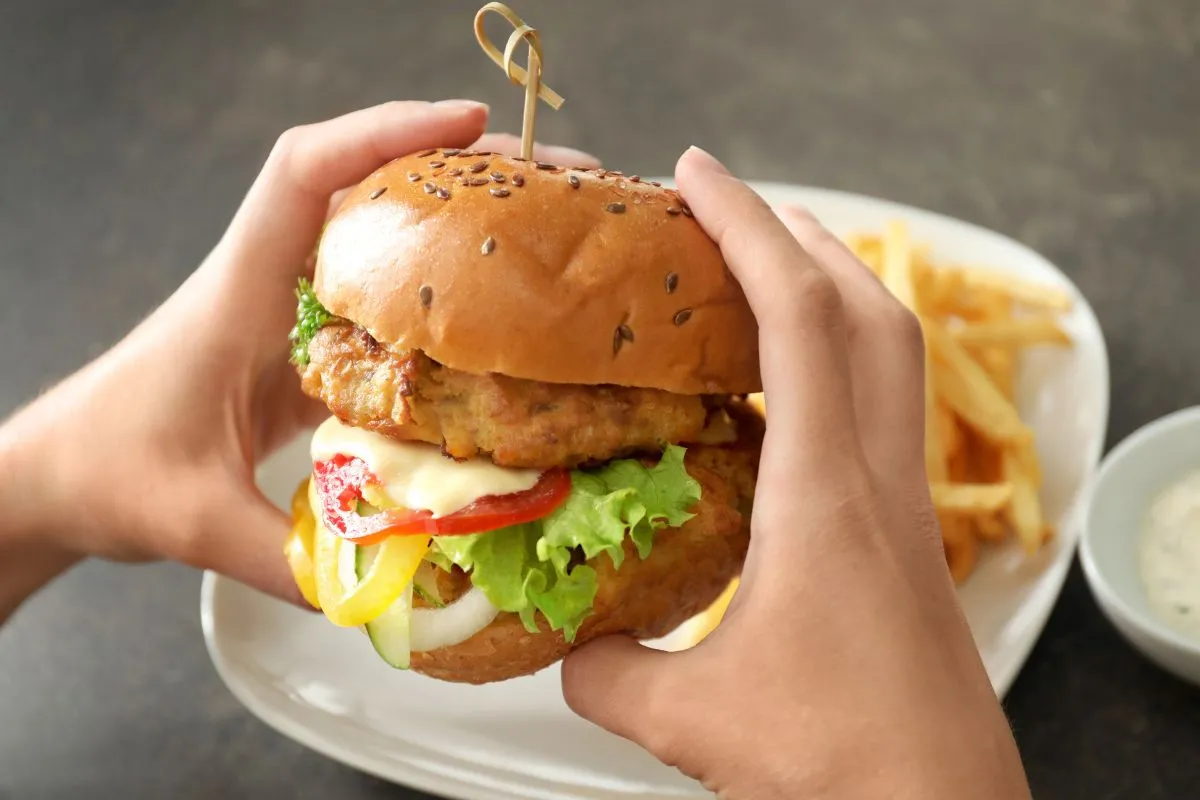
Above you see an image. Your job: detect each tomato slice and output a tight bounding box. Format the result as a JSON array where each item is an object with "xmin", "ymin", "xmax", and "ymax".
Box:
[{"xmin": 312, "ymin": 454, "xmax": 571, "ymax": 544}]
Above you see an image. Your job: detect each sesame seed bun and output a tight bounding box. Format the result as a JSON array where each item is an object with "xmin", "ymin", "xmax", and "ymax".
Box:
[{"xmin": 312, "ymin": 149, "xmax": 761, "ymax": 395}]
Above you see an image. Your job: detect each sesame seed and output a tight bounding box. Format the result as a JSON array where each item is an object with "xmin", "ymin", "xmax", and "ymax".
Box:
[
  {"xmin": 435, "ymin": 187, "xmax": 451, "ymax": 200},
  {"xmin": 665, "ymin": 272, "xmax": 679, "ymax": 294},
  {"xmin": 650, "ymin": 180, "xmax": 662, "ymax": 187},
  {"xmin": 469, "ymin": 161, "xmax": 489, "ymax": 173},
  {"xmin": 536, "ymin": 162, "xmax": 555, "ymax": 170},
  {"xmin": 490, "ymin": 188, "xmax": 511, "ymax": 198},
  {"xmin": 416, "ymin": 149, "xmax": 437, "ymax": 158},
  {"xmin": 681, "ymin": 206, "xmax": 694, "ymax": 218},
  {"xmin": 631, "ymin": 175, "xmax": 642, "ymax": 183},
  {"xmin": 512, "ymin": 174, "xmax": 525, "ymax": 187},
  {"xmin": 407, "ymin": 172, "xmax": 421, "ymax": 182},
  {"xmin": 448, "ymin": 167, "xmax": 464, "ymax": 177},
  {"xmin": 618, "ymin": 324, "xmax": 635, "ymax": 342},
  {"xmin": 419, "ymin": 285, "xmax": 433, "ymax": 308},
  {"xmin": 469, "ymin": 177, "xmax": 490, "ymax": 186},
  {"xmin": 369, "ymin": 187, "xmax": 387, "ymax": 200},
  {"xmin": 481, "ymin": 236, "xmax": 496, "ymax": 255},
  {"xmin": 673, "ymin": 308, "xmax": 693, "ymax": 326},
  {"xmin": 605, "ymin": 202, "xmax": 626, "ymax": 214},
  {"xmin": 490, "ymin": 172, "xmax": 506, "ymax": 183},
  {"xmin": 423, "ymin": 182, "xmax": 436, "ymax": 194},
  {"xmin": 567, "ymin": 174, "xmax": 580, "ymax": 189},
  {"xmin": 442, "ymin": 148, "xmax": 461, "ymax": 157},
  {"xmin": 666, "ymin": 207, "xmax": 682, "ymax": 215},
  {"xmin": 609, "ymin": 170, "xmax": 624, "ymax": 176},
  {"xmin": 429, "ymin": 161, "xmax": 446, "ymax": 169}
]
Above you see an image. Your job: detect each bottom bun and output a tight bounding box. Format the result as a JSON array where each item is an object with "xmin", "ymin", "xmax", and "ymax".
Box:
[{"xmin": 410, "ymin": 408, "xmax": 763, "ymax": 684}]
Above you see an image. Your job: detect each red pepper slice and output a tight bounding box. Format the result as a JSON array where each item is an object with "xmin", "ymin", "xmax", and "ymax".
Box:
[{"xmin": 312, "ymin": 454, "xmax": 571, "ymax": 545}]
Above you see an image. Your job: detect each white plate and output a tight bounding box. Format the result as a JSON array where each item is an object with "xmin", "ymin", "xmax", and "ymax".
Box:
[{"xmin": 201, "ymin": 182, "xmax": 1110, "ymax": 800}]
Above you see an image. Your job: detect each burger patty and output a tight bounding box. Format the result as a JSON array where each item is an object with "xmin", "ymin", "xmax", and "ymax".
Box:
[
  {"xmin": 411, "ymin": 406, "xmax": 764, "ymax": 683},
  {"xmin": 300, "ymin": 323, "xmax": 718, "ymax": 468}
]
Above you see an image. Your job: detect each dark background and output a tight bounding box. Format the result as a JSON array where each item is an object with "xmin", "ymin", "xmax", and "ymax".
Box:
[{"xmin": 1, "ymin": 1, "xmax": 1198, "ymax": 798}]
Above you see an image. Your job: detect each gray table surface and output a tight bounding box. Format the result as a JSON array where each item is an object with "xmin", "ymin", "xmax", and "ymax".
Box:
[{"xmin": 2, "ymin": 1, "xmax": 1198, "ymax": 798}]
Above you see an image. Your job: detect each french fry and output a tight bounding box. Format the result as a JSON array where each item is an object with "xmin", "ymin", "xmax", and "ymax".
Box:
[
  {"xmin": 972, "ymin": 513, "xmax": 1010, "ymax": 543},
  {"xmin": 746, "ymin": 392, "xmax": 766, "ymax": 417},
  {"xmin": 1013, "ymin": 436, "xmax": 1044, "ymax": 489},
  {"xmin": 877, "ymin": 221, "xmax": 947, "ymax": 482},
  {"xmin": 1002, "ymin": 446, "xmax": 1044, "ymax": 554},
  {"xmin": 938, "ymin": 403, "xmax": 963, "ymax": 463},
  {"xmin": 976, "ymin": 347, "xmax": 1016, "ymax": 400},
  {"xmin": 926, "ymin": 321, "xmax": 1033, "ymax": 444},
  {"xmin": 943, "ymin": 521, "xmax": 979, "ymax": 584},
  {"xmin": 941, "ymin": 266, "xmax": 1074, "ymax": 313},
  {"xmin": 954, "ymin": 317, "xmax": 1072, "ymax": 349},
  {"xmin": 881, "ymin": 220, "xmax": 917, "ymax": 310},
  {"xmin": 969, "ymin": 429, "xmax": 1005, "ymax": 484},
  {"xmin": 929, "ymin": 482, "xmax": 1014, "ymax": 514}
]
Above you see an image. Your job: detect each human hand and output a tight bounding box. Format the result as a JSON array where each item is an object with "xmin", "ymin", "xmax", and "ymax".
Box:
[
  {"xmin": 0, "ymin": 99, "xmax": 598, "ymax": 619},
  {"xmin": 561, "ymin": 148, "xmax": 1031, "ymax": 799}
]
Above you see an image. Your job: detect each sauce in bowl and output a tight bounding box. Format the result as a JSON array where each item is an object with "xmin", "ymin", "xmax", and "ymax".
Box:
[{"xmin": 1140, "ymin": 471, "xmax": 1200, "ymax": 637}]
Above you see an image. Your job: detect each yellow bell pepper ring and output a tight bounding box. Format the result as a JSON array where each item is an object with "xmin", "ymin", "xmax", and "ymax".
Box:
[
  {"xmin": 314, "ymin": 526, "xmax": 430, "ymax": 628},
  {"xmin": 311, "ymin": 479, "xmax": 431, "ymax": 628},
  {"xmin": 283, "ymin": 478, "xmax": 320, "ymax": 610}
]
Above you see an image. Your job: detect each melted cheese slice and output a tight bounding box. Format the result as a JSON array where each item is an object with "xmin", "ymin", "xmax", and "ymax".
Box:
[{"xmin": 310, "ymin": 416, "xmax": 541, "ymax": 517}]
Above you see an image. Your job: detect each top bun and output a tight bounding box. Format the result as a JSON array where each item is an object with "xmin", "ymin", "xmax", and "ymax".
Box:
[{"xmin": 313, "ymin": 149, "xmax": 761, "ymax": 395}]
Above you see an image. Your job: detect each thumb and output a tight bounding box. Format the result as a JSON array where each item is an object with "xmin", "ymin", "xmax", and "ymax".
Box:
[
  {"xmin": 561, "ymin": 635, "xmax": 678, "ymax": 750},
  {"xmin": 189, "ymin": 481, "xmax": 311, "ymax": 610}
]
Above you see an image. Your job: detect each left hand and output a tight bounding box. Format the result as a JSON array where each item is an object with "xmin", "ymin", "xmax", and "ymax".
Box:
[{"xmin": 0, "ymin": 99, "xmax": 598, "ymax": 611}]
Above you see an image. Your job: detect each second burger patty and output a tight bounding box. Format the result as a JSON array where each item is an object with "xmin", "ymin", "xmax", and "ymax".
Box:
[{"xmin": 300, "ymin": 324, "xmax": 724, "ymax": 469}]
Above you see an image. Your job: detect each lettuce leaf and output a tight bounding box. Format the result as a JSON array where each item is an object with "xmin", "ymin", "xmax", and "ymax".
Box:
[{"xmin": 429, "ymin": 445, "xmax": 701, "ymax": 642}]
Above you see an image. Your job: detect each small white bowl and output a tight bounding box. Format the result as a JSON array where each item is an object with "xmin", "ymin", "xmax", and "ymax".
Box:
[{"xmin": 1081, "ymin": 405, "xmax": 1200, "ymax": 686}]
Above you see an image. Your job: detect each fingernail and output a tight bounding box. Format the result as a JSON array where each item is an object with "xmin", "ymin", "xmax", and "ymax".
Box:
[
  {"xmin": 433, "ymin": 99, "xmax": 489, "ymax": 112},
  {"xmin": 683, "ymin": 145, "xmax": 731, "ymax": 175}
]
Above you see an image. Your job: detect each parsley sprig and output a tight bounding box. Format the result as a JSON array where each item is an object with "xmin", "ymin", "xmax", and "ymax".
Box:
[{"xmin": 289, "ymin": 278, "xmax": 334, "ymax": 366}]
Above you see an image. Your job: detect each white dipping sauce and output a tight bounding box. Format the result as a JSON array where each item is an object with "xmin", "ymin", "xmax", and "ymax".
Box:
[{"xmin": 1139, "ymin": 471, "xmax": 1200, "ymax": 636}]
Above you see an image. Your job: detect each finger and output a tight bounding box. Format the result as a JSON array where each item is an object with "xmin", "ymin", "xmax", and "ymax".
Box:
[
  {"xmin": 251, "ymin": 357, "xmax": 329, "ymax": 457},
  {"xmin": 471, "ymin": 133, "xmax": 601, "ymax": 168},
  {"xmin": 774, "ymin": 205, "xmax": 893, "ymax": 311},
  {"xmin": 777, "ymin": 206, "xmax": 926, "ymax": 476},
  {"xmin": 562, "ymin": 636, "xmax": 676, "ymax": 753},
  {"xmin": 187, "ymin": 483, "xmax": 312, "ymax": 610},
  {"xmin": 325, "ymin": 187, "xmax": 353, "ymax": 222},
  {"xmin": 222, "ymin": 99, "xmax": 490, "ymax": 282},
  {"xmin": 674, "ymin": 147, "xmax": 862, "ymax": 480}
]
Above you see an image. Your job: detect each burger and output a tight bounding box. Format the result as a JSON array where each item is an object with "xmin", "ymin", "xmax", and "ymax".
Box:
[{"xmin": 282, "ymin": 148, "xmax": 763, "ymax": 684}]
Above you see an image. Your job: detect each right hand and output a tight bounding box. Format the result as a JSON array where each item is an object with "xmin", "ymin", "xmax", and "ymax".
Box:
[{"xmin": 561, "ymin": 146, "xmax": 1031, "ymax": 799}]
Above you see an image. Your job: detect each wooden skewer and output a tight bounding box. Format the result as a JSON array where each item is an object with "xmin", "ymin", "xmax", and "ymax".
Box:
[{"xmin": 473, "ymin": 3, "xmax": 565, "ymax": 160}]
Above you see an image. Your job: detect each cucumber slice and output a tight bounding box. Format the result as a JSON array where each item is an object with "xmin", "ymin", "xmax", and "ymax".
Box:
[
  {"xmin": 339, "ymin": 539, "xmax": 363, "ymax": 592},
  {"xmin": 355, "ymin": 543, "xmax": 413, "ymax": 669},
  {"xmin": 353, "ymin": 542, "xmax": 380, "ymax": 580},
  {"xmin": 413, "ymin": 562, "xmax": 445, "ymax": 608}
]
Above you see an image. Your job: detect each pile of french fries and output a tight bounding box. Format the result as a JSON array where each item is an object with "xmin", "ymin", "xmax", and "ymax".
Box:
[{"xmin": 846, "ymin": 221, "xmax": 1074, "ymax": 583}]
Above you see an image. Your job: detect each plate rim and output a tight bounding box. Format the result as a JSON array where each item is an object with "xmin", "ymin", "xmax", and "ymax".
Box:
[{"xmin": 201, "ymin": 180, "xmax": 1111, "ymax": 798}]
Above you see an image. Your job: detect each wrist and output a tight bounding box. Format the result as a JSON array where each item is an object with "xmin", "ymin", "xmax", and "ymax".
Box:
[
  {"xmin": 0, "ymin": 413, "xmax": 81, "ymax": 623},
  {"xmin": 0, "ymin": 413, "xmax": 39, "ymax": 541}
]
